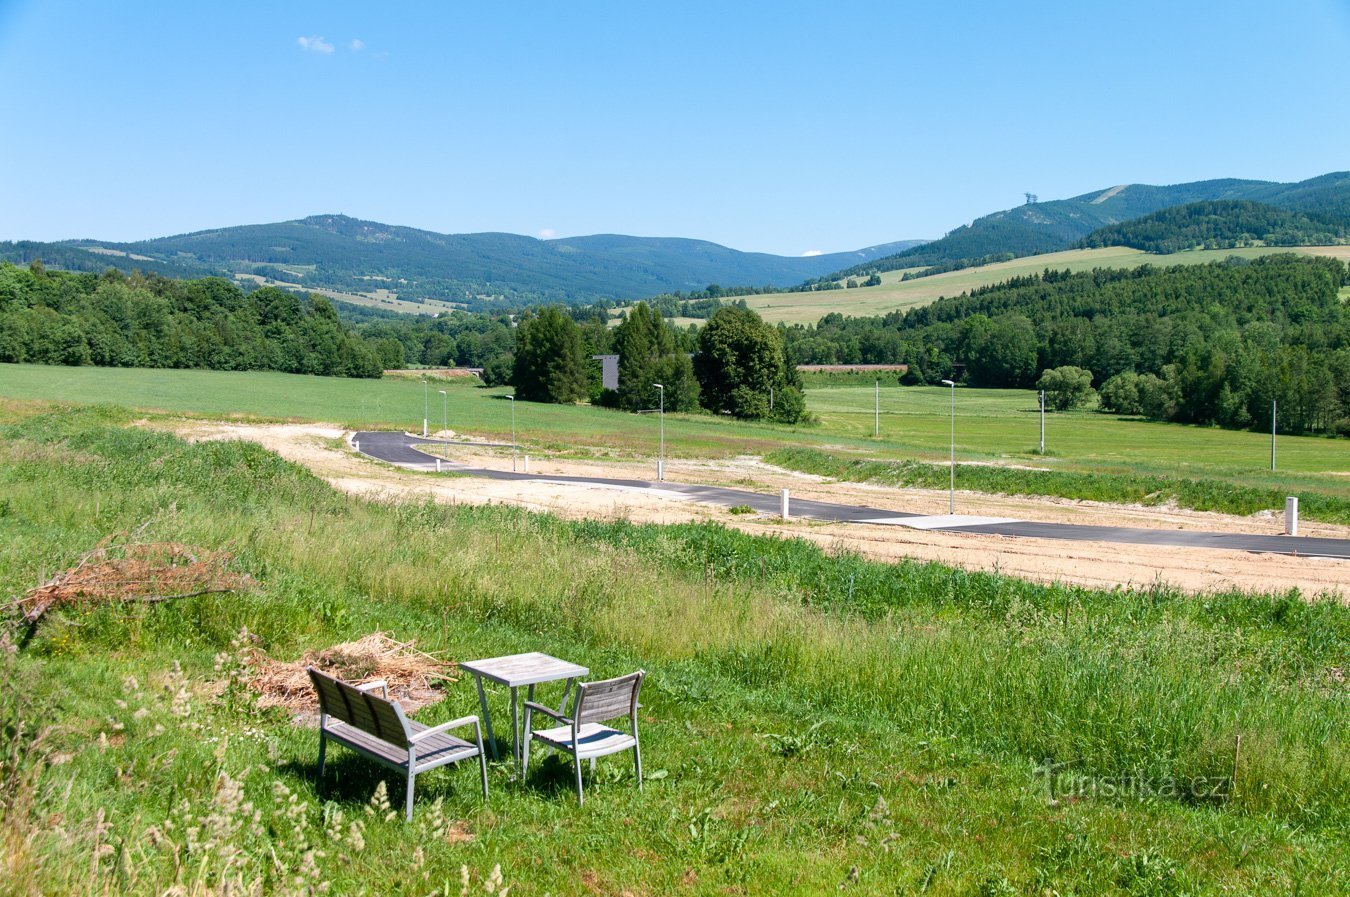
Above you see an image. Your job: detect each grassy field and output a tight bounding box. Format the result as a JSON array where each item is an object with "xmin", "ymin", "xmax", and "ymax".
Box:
[
  {"xmin": 1, "ymin": 363, "xmax": 1347, "ymax": 518},
  {"xmin": 0, "ymin": 404, "xmax": 1346, "ymax": 894},
  {"xmin": 742, "ymin": 246, "xmax": 1350, "ymax": 323}
]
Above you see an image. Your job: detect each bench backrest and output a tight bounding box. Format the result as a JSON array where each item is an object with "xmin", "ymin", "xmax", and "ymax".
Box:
[
  {"xmin": 575, "ymin": 670, "xmax": 644, "ymax": 726},
  {"xmin": 307, "ymin": 667, "xmax": 412, "ymax": 748}
]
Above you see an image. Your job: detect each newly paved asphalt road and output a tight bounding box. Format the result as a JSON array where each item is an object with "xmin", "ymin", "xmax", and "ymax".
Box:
[{"xmin": 353, "ymin": 431, "xmax": 1350, "ymax": 560}]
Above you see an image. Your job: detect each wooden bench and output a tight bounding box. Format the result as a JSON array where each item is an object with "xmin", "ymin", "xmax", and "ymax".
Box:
[{"xmin": 307, "ymin": 667, "xmax": 488, "ymax": 821}]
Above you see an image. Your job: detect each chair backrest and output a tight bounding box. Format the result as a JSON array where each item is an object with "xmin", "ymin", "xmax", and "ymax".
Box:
[
  {"xmin": 574, "ymin": 670, "xmax": 644, "ymax": 726},
  {"xmin": 307, "ymin": 667, "xmax": 412, "ymax": 748}
]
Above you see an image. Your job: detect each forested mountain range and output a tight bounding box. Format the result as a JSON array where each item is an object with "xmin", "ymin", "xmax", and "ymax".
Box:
[
  {"xmin": 821, "ymin": 172, "xmax": 1350, "ymax": 281},
  {"xmin": 0, "ymin": 216, "xmax": 922, "ymax": 308}
]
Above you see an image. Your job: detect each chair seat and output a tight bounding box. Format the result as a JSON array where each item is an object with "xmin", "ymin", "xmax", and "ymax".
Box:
[
  {"xmin": 532, "ymin": 722, "xmax": 636, "ymax": 759},
  {"xmin": 326, "ymin": 719, "xmax": 479, "ymax": 772}
]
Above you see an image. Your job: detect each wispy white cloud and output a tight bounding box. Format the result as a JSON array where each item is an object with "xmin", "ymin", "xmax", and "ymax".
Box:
[
  {"xmin": 297, "ymin": 35, "xmax": 334, "ymax": 54},
  {"xmin": 349, "ymin": 38, "xmax": 365, "ymax": 51},
  {"xmin": 536, "ymin": 228, "xmax": 557, "ymax": 239},
  {"xmin": 800, "ymin": 249, "xmax": 823, "ymax": 257}
]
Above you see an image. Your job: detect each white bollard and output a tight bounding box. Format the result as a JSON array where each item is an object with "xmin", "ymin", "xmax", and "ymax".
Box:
[
  {"xmin": 1285, "ymin": 496, "xmax": 1299, "ymax": 536},
  {"xmin": 657, "ymin": 460, "xmax": 664, "ymax": 482},
  {"xmin": 781, "ymin": 488, "xmax": 790, "ymax": 520},
  {"xmin": 436, "ymin": 458, "xmax": 442, "ymax": 472},
  {"xmin": 523, "ymin": 455, "xmax": 529, "ymax": 474},
  {"xmin": 353, "ymin": 440, "xmax": 359, "ymax": 454}
]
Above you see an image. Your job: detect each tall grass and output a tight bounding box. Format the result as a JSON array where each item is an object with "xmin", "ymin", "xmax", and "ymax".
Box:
[
  {"xmin": 1, "ymin": 406, "xmax": 1347, "ymax": 893},
  {"xmin": 767, "ymin": 445, "xmax": 1350, "ymax": 524}
]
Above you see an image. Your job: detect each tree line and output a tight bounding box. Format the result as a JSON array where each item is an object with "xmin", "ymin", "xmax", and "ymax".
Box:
[
  {"xmin": 0, "ymin": 262, "xmax": 383, "ymax": 377},
  {"xmin": 779, "ymin": 255, "xmax": 1350, "ymax": 435},
  {"xmin": 510, "ymin": 302, "xmax": 805, "ymax": 422}
]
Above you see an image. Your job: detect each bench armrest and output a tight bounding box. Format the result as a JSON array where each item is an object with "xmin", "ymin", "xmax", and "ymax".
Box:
[
  {"xmin": 523, "ymin": 701, "xmax": 572, "ymax": 725},
  {"xmin": 409, "ymin": 715, "xmax": 481, "ymax": 744},
  {"xmin": 356, "ymin": 679, "xmax": 389, "ymax": 698}
]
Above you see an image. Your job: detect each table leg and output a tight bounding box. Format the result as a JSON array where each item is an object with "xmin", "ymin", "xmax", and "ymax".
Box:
[
  {"xmin": 558, "ymin": 678, "xmax": 576, "ymax": 715},
  {"xmin": 475, "ymin": 676, "xmax": 498, "ymax": 761},
  {"xmin": 509, "ymin": 686, "xmax": 519, "ymax": 770},
  {"xmin": 523, "ymin": 683, "xmax": 535, "ymax": 768}
]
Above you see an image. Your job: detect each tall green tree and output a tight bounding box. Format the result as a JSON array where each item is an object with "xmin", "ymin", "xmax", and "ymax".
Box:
[
  {"xmin": 694, "ymin": 306, "xmax": 803, "ymax": 421},
  {"xmin": 511, "ymin": 306, "xmax": 589, "ymax": 403},
  {"xmin": 612, "ymin": 302, "xmax": 670, "ymax": 411}
]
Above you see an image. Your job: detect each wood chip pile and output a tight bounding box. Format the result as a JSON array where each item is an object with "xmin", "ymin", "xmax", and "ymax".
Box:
[{"xmin": 247, "ymin": 632, "xmax": 456, "ymax": 714}]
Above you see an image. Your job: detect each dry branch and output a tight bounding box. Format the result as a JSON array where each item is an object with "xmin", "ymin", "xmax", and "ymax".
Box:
[{"xmin": 9, "ymin": 539, "xmax": 255, "ymax": 625}]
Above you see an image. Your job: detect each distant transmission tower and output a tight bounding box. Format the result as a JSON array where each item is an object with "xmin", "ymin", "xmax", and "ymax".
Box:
[{"xmin": 1025, "ymin": 192, "xmax": 1038, "ymax": 204}]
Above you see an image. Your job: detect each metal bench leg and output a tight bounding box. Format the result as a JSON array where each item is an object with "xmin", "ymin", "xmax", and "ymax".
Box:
[
  {"xmin": 475, "ymin": 722, "xmax": 489, "ymax": 799},
  {"xmin": 634, "ymin": 739, "xmax": 643, "ymax": 792},
  {"xmin": 405, "ymin": 771, "xmax": 416, "ymax": 822},
  {"xmin": 316, "ymin": 732, "xmax": 327, "ymax": 789},
  {"xmin": 574, "ymin": 753, "xmax": 585, "ymax": 805}
]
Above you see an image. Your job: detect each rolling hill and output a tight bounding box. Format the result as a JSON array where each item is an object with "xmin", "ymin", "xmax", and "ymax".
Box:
[
  {"xmin": 0, "ymin": 216, "xmax": 923, "ymax": 309},
  {"xmin": 825, "ymin": 171, "xmax": 1350, "ymax": 279}
]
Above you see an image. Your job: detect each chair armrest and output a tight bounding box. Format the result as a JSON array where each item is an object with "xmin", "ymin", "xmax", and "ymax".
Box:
[
  {"xmin": 356, "ymin": 680, "xmax": 389, "ymax": 698},
  {"xmin": 409, "ymin": 715, "xmax": 481, "ymax": 744},
  {"xmin": 523, "ymin": 701, "xmax": 572, "ymax": 725}
]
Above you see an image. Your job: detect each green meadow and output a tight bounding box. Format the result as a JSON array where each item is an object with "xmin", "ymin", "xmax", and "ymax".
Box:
[
  {"xmin": 0, "ymin": 403, "xmax": 1346, "ymax": 894},
  {"xmin": 1, "ymin": 363, "xmax": 1346, "ymax": 520}
]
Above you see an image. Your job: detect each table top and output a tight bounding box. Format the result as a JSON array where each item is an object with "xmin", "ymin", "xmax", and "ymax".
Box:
[{"xmin": 460, "ymin": 652, "xmax": 589, "ymax": 688}]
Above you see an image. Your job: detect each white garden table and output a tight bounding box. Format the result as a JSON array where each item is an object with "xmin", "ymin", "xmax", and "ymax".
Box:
[{"xmin": 460, "ymin": 652, "xmax": 589, "ymax": 771}]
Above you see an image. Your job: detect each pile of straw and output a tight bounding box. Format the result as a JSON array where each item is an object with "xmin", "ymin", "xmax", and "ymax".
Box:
[{"xmin": 247, "ymin": 632, "xmax": 456, "ymax": 713}]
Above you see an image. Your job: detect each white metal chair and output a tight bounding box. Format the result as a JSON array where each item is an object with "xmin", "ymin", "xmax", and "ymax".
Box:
[{"xmin": 522, "ymin": 670, "xmax": 644, "ymax": 805}]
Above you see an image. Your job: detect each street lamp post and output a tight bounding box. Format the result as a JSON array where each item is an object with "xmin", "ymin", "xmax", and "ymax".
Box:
[
  {"xmin": 506, "ymin": 395, "xmax": 517, "ymax": 472},
  {"xmin": 874, "ymin": 379, "xmax": 880, "ymax": 438},
  {"xmin": 438, "ymin": 390, "xmax": 447, "ymax": 459},
  {"xmin": 941, "ymin": 379, "xmax": 956, "ymax": 514},
  {"xmin": 422, "ymin": 379, "xmax": 429, "ymax": 438},
  {"xmin": 1039, "ymin": 389, "xmax": 1045, "ymax": 454},
  {"xmin": 653, "ymin": 383, "xmax": 665, "ymax": 481},
  {"xmin": 1271, "ymin": 399, "xmax": 1277, "ymax": 471}
]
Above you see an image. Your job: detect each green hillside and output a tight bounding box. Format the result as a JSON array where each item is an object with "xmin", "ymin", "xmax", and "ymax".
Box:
[
  {"xmin": 741, "ymin": 245, "xmax": 1350, "ymax": 323},
  {"xmin": 825, "ymin": 172, "xmax": 1350, "ymax": 279},
  {"xmin": 1080, "ymin": 200, "xmax": 1350, "ymax": 253},
  {"xmin": 1, "ymin": 215, "xmax": 923, "ymax": 309}
]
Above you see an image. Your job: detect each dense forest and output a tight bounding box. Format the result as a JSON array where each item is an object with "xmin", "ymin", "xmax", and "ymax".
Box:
[
  {"xmin": 0, "ymin": 262, "xmax": 383, "ymax": 377},
  {"xmin": 1079, "ymin": 201, "xmax": 1350, "ymax": 253},
  {"xmin": 781, "ymin": 255, "xmax": 1350, "ymax": 435}
]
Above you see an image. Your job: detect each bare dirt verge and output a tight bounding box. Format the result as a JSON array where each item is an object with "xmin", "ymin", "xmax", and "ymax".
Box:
[{"xmin": 170, "ymin": 421, "xmax": 1348, "ymax": 599}]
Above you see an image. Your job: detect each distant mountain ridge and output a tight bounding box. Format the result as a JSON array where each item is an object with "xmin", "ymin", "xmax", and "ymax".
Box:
[
  {"xmin": 823, "ymin": 172, "xmax": 1350, "ymax": 280},
  {"xmin": 0, "ymin": 216, "xmax": 924, "ymax": 309}
]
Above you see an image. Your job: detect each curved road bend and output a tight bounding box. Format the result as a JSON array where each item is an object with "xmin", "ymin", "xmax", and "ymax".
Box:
[{"xmin": 353, "ymin": 431, "xmax": 1350, "ymax": 561}]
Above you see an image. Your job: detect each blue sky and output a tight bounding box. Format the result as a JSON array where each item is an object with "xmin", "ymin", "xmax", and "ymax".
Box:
[{"xmin": 2, "ymin": 0, "xmax": 1348, "ymax": 255}]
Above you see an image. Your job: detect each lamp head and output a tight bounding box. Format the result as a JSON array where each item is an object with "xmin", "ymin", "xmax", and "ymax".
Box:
[
  {"xmin": 941, "ymin": 379, "xmax": 956, "ymax": 387},
  {"xmin": 653, "ymin": 383, "xmax": 664, "ymax": 389}
]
